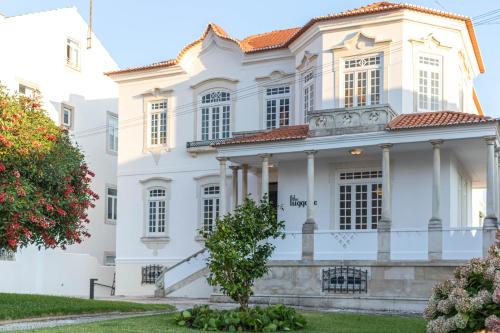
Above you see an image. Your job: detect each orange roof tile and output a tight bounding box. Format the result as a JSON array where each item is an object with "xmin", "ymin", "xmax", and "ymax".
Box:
[
  {"xmin": 213, "ymin": 125, "xmax": 309, "ymax": 146},
  {"xmin": 106, "ymin": 2, "xmax": 484, "ymax": 76},
  {"xmin": 387, "ymin": 111, "xmax": 495, "ymax": 130}
]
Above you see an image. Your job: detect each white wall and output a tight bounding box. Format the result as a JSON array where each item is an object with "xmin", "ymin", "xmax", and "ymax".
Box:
[{"xmin": 0, "ymin": 7, "xmax": 118, "ymax": 296}]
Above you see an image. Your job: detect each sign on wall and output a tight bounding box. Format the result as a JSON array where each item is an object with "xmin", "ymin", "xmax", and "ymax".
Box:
[{"xmin": 289, "ymin": 194, "xmax": 318, "ymax": 207}]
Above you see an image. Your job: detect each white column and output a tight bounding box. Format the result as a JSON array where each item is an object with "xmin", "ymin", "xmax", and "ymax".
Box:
[
  {"xmin": 302, "ymin": 150, "xmax": 317, "ymax": 261},
  {"xmin": 483, "ymin": 137, "xmax": 498, "ymax": 256},
  {"xmin": 495, "ymin": 149, "xmax": 499, "ymax": 218},
  {"xmin": 230, "ymin": 165, "xmax": 239, "ymax": 210},
  {"xmin": 305, "ymin": 150, "xmax": 317, "ymax": 223},
  {"xmin": 429, "ymin": 140, "xmax": 443, "ymax": 261},
  {"xmin": 217, "ymin": 157, "xmax": 227, "ymax": 215},
  {"xmin": 378, "ymin": 144, "xmax": 392, "ymax": 261},
  {"xmin": 242, "ymin": 164, "xmax": 248, "ymax": 200},
  {"xmin": 260, "ymin": 154, "xmax": 270, "ymax": 199},
  {"xmin": 485, "ymin": 138, "xmax": 497, "ymax": 222}
]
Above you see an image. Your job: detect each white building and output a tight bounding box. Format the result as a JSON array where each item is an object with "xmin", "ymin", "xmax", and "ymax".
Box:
[
  {"xmin": 0, "ymin": 7, "xmax": 119, "ymax": 297},
  {"xmin": 107, "ymin": 2, "xmax": 497, "ymax": 311}
]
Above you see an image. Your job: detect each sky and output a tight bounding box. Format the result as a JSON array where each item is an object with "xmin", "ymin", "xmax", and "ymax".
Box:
[{"xmin": 1, "ymin": 0, "xmax": 499, "ymax": 115}]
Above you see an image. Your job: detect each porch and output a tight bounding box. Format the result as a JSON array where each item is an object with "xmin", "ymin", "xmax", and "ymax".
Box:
[{"xmin": 214, "ymin": 110, "xmax": 500, "ymax": 263}]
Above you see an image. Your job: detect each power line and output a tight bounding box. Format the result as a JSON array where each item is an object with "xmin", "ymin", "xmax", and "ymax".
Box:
[{"xmin": 73, "ymin": 42, "xmax": 404, "ymax": 140}]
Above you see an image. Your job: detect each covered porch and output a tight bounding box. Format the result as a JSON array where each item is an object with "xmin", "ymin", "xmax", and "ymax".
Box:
[{"xmin": 214, "ymin": 112, "xmax": 499, "ymax": 263}]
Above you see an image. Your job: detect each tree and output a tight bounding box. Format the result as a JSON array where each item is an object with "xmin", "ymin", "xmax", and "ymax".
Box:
[
  {"xmin": 0, "ymin": 87, "xmax": 97, "ymax": 251},
  {"xmin": 202, "ymin": 196, "xmax": 285, "ymax": 310}
]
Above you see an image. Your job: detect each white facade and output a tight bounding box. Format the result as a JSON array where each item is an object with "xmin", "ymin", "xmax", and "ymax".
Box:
[
  {"xmin": 0, "ymin": 7, "xmax": 119, "ymax": 296},
  {"xmin": 108, "ymin": 3, "xmax": 494, "ymax": 299}
]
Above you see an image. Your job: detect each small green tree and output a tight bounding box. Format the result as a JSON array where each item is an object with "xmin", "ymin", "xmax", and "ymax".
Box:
[{"xmin": 202, "ymin": 196, "xmax": 285, "ymax": 310}]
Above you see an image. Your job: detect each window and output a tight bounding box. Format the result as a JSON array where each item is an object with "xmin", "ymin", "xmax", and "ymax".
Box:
[
  {"xmin": 265, "ymin": 86, "xmax": 290, "ymax": 129},
  {"xmin": 303, "ymin": 71, "xmax": 315, "ymax": 115},
  {"xmin": 201, "ymin": 184, "xmax": 220, "ymax": 233},
  {"xmin": 107, "ymin": 113, "xmax": 118, "ymax": 153},
  {"xmin": 417, "ymin": 55, "xmax": 442, "ymax": 112},
  {"xmin": 18, "ymin": 84, "xmax": 36, "ymax": 98},
  {"xmin": 141, "ymin": 265, "xmax": 163, "ymax": 284},
  {"xmin": 61, "ymin": 104, "xmax": 73, "ymax": 129},
  {"xmin": 149, "ymin": 100, "xmax": 167, "ymax": 146},
  {"xmin": 104, "ymin": 253, "xmax": 116, "ymax": 266},
  {"xmin": 106, "ymin": 186, "xmax": 117, "ymax": 223},
  {"xmin": 66, "ymin": 38, "xmax": 80, "ymax": 68},
  {"xmin": 338, "ymin": 170, "xmax": 382, "ymax": 230},
  {"xmin": 147, "ymin": 187, "xmax": 167, "ymax": 235},
  {"xmin": 200, "ymin": 91, "xmax": 231, "ymax": 140},
  {"xmin": 343, "ymin": 55, "xmax": 382, "ymax": 107},
  {"xmin": 0, "ymin": 249, "xmax": 15, "ymax": 261}
]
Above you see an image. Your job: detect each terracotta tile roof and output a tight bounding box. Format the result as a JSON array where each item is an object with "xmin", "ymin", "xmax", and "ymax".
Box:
[
  {"xmin": 213, "ymin": 125, "xmax": 309, "ymax": 146},
  {"xmin": 387, "ymin": 111, "xmax": 495, "ymax": 130},
  {"xmin": 106, "ymin": 2, "xmax": 484, "ymax": 76}
]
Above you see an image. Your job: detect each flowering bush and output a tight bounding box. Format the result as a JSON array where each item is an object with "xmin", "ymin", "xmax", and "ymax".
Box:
[
  {"xmin": 0, "ymin": 87, "xmax": 97, "ymax": 251},
  {"xmin": 424, "ymin": 235, "xmax": 500, "ymax": 333}
]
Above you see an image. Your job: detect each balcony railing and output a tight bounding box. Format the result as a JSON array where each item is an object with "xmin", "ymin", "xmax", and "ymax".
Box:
[{"xmin": 307, "ymin": 104, "xmax": 397, "ymax": 137}]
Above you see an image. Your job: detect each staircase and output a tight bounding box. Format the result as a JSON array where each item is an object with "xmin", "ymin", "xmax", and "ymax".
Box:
[{"xmin": 154, "ymin": 248, "xmax": 209, "ymax": 297}]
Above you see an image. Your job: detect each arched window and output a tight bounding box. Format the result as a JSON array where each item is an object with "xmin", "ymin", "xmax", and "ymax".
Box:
[
  {"xmin": 147, "ymin": 187, "xmax": 167, "ymax": 235},
  {"xmin": 201, "ymin": 184, "xmax": 220, "ymax": 232},
  {"xmin": 200, "ymin": 90, "xmax": 231, "ymax": 140}
]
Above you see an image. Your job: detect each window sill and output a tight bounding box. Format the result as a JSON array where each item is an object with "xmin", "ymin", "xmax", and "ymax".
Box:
[
  {"xmin": 143, "ymin": 146, "xmax": 170, "ymax": 154},
  {"xmin": 65, "ymin": 63, "xmax": 81, "ymax": 72},
  {"xmin": 194, "ymin": 235, "xmax": 206, "ymax": 242},
  {"xmin": 105, "ymin": 220, "xmax": 116, "ymax": 225},
  {"xmin": 140, "ymin": 236, "xmax": 170, "ymax": 244}
]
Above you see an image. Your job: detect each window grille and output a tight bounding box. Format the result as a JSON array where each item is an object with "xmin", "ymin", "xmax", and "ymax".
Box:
[
  {"xmin": 322, "ymin": 267, "xmax": 368, "ymax": 293},
  {"xmin": 141, "ymin": 265, "xmax": 163, "ymax": 284}
]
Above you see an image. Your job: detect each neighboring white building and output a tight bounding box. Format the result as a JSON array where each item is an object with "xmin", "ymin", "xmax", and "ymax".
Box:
[
  {"xmin": 108, "ymin": 2, "xmax": 496, "ymax": 311},
  {"xmin": 0, "ymin": 7, "xmax": 118, "ymax": 296}
]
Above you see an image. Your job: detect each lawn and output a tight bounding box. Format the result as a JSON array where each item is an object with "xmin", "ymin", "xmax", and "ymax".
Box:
[
  {"xmin": 13, "ymin": 312, "xmax": 426, "ymax": 332},
  {"xmin": 0, "ymin": 293, "xmax": 174, "ymax": 321}
]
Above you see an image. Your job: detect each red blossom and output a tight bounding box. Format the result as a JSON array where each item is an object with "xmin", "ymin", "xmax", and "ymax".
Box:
[{"xmin": 0, "ymin": 163, "xmax": 5, "ymax": 172}]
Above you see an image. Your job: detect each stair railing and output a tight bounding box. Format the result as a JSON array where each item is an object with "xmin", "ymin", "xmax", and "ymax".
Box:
[{"xmin": 154, "ymin": 247, "xmax": 208, "ymax": 297}]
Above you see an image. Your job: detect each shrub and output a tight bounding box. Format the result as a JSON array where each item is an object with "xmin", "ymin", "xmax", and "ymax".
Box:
[
  {"xmin": 202, "ymin": 196, "xmax": 285, "ymax": 310},
  {"xmin": 0, "ymin": 87, "xmax": 97, "ymax": 251},
  {"xmin": 424, "ymin": 238, "xmax": 500, "ymax": 333},
  {"xmin": 175, "ymin": 304, "xmax": 306, "ymax": 331}
]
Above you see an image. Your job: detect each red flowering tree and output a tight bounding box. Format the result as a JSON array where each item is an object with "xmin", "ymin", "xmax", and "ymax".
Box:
[{"xmin": 0, "ymin": 87, "xmax": 97, "ymax": 251}]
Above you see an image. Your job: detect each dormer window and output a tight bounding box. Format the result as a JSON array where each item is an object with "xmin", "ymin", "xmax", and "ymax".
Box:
[
  {"xmin": 417, "ymin": 55, "xmax": 442, "ymax": 112},
  {"xmin": 200, "ymin": 90, "xmax": 231, "ymax": 140},
  {"xmin": 66, "ymin": 38, "xmax": 80, "ymax": 69},
  {"xmin": 343, "ymin": 55, "xmax": 382, "ymax": 108}
]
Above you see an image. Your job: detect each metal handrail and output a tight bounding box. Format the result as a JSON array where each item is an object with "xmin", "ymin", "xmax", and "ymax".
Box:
[{"xmin": 154, "ymin": 248, "xmax": 208, "ymax": 290}]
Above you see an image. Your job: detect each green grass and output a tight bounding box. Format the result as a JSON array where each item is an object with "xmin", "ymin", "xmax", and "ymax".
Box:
[
  {"xmin": 13, "ymin": 312, "xmax": 426, "ymax": 333},
  {"xmin": 0, "ymin": 293, "xmax": 174, "ymax": 321}
]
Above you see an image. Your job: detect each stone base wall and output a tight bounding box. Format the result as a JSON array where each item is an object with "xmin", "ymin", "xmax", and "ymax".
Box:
[{"xmin": 211, "ymin": 260, "xmax": 464, "ymax": 312}]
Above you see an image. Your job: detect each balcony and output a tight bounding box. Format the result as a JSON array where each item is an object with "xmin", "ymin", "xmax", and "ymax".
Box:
[
  {"xmin": 186, "ymin": 138, "xmax": 226, "ymax": 155},
  {"xmin": 307, "ymin": 104, "xmax": 397, "ymax": 137}
]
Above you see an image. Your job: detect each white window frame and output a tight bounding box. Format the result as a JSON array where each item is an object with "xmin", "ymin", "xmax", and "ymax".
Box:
[
  {"xmin": 61, "ymin": 103, "xmax": 74, "ymax": 129},
  {"xmin": 18, "ymin": 83, "xmax": 37, "ymax": 98},
  {"xmin": 336, "ymin": 169, "xmax": 383, "ymax": 230},
  {"xmin": 417, "ymin": 54, "xmax": 442, "ymax": 112},
  {"xmin": 303, "ymin": 70, "xmax": 315, "ymax": 116},
  {"xmin": 201, "ymin": 184, "xmax": 220, "ymax": 233},
  {"xmin": 140, "ymin": 177, "xmax": 171, "ymax": 242},
  {"xmin": 107, "ymin": 112, "xmax": 118, "ymax": 154},
  {"xmin": 105, "ymin": 185, "xmax": 117, "ymax": 224},
  {"xmin": 103, "ymin": 251, "xmax": 116, "ymax": 266},
  {"xmin": 66, "ymin": 38, "xmax": 80, "ymax": 69},
  {"xmin": 342, "ymin": 54, "xmax": 383, "ymax": 108},
  {"xmin": 199, "ymin": 90, "xmax": 231, "ymax": 141},
  {"xmin": 146, "ymin": 187, "xmax": 168, "ymax": 236},
  {"xmin": 264, "ymin": 85, "xmax": 291, "ymax": 129},
  {"xmin": 148, "ymin": 100, "xmax": 168, "ymax": 147}
]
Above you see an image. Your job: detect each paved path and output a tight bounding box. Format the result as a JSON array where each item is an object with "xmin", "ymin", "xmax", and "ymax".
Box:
[{"xmin": 0, "ymin": 309, "xmax": 174, "ymax": 332}]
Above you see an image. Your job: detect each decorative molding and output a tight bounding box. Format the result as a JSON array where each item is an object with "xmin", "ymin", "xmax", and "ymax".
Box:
[
  {"xmin": 140, "ymin": 177, "xmax": 173, "ymax": 184},
  {"xmin": 255, "ymin": 70, "xmax": 294, "ymax": 82},
  {"xmin": 296, "ymin": 51, "xmax": 318, "ymax": 71},
  {"xmin": 333, "ymin": 31, "xmax": 392, "ymax": 51},
  {"xmin": 190, "ymin": 77, "xmax": 239, "ymax": 90},
  {"xmin": 409, "ymin": 34, "xmax": 452, "ymax": 51},
  {"xmin": 137, "ymin": 87, "xmax": 174, "ymax": 98}
]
